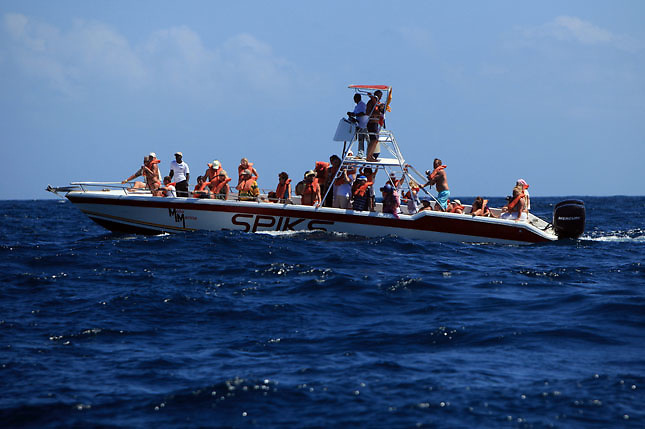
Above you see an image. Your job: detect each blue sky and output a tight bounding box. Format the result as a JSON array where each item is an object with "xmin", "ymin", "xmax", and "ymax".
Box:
[{"xmin": 1, "ymin": 0, "xmax": 644, "ymax": 199}]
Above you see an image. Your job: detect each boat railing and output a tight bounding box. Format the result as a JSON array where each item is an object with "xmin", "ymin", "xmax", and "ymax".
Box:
[
  {"xmin": 69, "ymin": 182, "xmax": 142, "ymax": 195},
  {"xmin": 322, "ymin": 125, "xmax": 435, "ymax": 207},
  {"xmin": 62, "ymin": 181, "xmax": 292, "ymax": 203}
]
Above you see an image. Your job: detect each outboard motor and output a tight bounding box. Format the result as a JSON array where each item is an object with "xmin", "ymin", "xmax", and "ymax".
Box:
[{"xmin": 553, "ymin": 200, "xmax": 585, "ymax": 239}]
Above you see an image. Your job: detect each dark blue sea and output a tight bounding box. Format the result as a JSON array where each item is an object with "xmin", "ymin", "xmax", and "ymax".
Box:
[{"xmin": 1, "ymin": 197, "xmax": 644, "ymax": 428}]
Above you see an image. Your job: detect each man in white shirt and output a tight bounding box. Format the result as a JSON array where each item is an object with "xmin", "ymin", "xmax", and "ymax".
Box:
[
  {"xmin": 347, "ymin": 94, "xmax": 369, "ymax": 159},
  {"xmin": 169, "ymin": 152, "xmax": 190, "ymax": 197}
]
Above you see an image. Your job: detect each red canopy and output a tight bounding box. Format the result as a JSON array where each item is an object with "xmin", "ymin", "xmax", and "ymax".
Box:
[{"xmin": 348, "ymin": 84, "xmax": 391, "ymax": 91}]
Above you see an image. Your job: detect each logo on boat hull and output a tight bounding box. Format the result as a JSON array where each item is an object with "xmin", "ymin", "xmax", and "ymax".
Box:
[
  {"xmin": 168, "ymin": 208, "xmax": 185, "ymax": 228},
  {"xmin": 231, "ymin": 214, "xmax": 334, "ymax": 233}
]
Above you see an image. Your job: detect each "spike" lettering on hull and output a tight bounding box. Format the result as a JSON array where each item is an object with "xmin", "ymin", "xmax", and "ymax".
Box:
[{"xmin": 231, "ymin": 214, "xmax": 334, "ymax": 232}]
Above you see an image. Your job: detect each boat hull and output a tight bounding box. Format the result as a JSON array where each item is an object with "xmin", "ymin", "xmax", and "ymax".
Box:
[{"xmin": 66, "ymin": 192, "xmax": 555, "ymax": 244}]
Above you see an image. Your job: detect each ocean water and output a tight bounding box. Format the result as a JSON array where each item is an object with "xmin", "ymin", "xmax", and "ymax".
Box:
[{"xmin": 1, "ymin": 196, "xmax": 644, "ymax": 428}]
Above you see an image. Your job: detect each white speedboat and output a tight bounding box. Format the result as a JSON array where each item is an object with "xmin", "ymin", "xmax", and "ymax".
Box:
[{"xmin": 47, "ymin": 85, "xmax": 585, "ymax": 244}]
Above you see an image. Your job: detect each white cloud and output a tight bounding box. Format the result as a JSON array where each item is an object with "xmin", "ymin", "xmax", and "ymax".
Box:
[
  {"xmin": 4, "ymin": 12, "xmax": 48, "ymax": 51},
  {"xmin": 1, "ymin": 13, "xmax": 297, "ymax": 98},
  {"xmin": 522, "ymin": 15, "xmax": 639, "ymax": 52},
  {"xmin": 549, "ymin": 16, "xmax": 613, "ymax": 44},
  {"xmin": 219, "ymin": 33, "xmax": 293, "ymax": 91},
  {"xmin": 141, "ymin": 25, "xmax": 218, "ymax": 92},
  {"xmin": 2, "ymin": 13, "xmax": 145, "ymax": 96},
  {"xmin": 69, "ymin": 19, "xmax": 146, "ymax": 85}
]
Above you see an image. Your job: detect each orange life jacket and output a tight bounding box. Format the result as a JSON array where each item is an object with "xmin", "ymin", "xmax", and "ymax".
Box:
[
  {"xmin": 204, "ymin": 166, "xmax": 222, "ymax": 182},
  {"xmin": 507, "ymin": 192, "xmax": 525, "ymax": 211},
  {"xmin": 387, "ymin": 177, "xmax": 403, "ymax": 188},
  {"xmin": 211, "ymin": 177, "xmax": 232, "ymax": 194},
  {"xmin": 238, "ymin": 162, "xmax": 254, "ymax": 177},
  {"xmin": 368, "ymin": 98, "xmax": 385, "ymax": 125},
  {"xmin": 300, "ymin": 180, "xmax": 319, "ymax": 206},
  {"xmin": 142, "ymin": 164, "xmax": 160, "ymax": 186},
  {"xmin": 237, "ymin": 178, "xmax": 257, "ymax": 193},
  {"xmin": 353, "ymin": 181, "xmax": 373, "ymax": 197},
  {"xmin": 430, "ymin": 165, "xmax": 447, "ymax": 180},
  {"xmin": 275, "ymin": 179, "xmax": 291, "ymax": 200},
  {"xmin": 194, "ymin": 182, "xmax": 208, "ymax": 192},
  {"xmin": 303, "ymin": 179, "xmax": 320, "ymax": 196},
  {"xmin": 315, "ymin": 162, "xmax": 329, "ymax": 183},
  {"xmin": 449, "ymin": 203, "xmax": 465, "ymax": 213}
]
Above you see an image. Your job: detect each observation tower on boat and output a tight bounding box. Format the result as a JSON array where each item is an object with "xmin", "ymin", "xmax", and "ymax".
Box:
[{"xmin": 324, "ymin": 84, "xmax": 428, "ymax": 205}]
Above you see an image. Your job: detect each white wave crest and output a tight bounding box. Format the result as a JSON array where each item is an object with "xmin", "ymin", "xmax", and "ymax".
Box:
[
  {"xmin": 256, "ymin": 229, "xmax": 316, "ymax": 237},
  {"xmin": 582, "ymin": 234, "xmax": 645, "ymax": 243}
]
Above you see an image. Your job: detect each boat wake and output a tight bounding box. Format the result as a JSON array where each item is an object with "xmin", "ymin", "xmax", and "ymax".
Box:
[
  {"xmin": 582, "ymin": 230, "xmax": 645, "ymax": 243},
  {"xmin": 256, "ymin": 229, "xmax": 317, "ymax": 237}
]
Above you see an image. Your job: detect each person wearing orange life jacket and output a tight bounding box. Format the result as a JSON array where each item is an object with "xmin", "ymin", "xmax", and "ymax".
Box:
[
  {"xmin": 270, "ymin": 172, "xmax": 291, "ymax": 203},
  {"xmin": 403, "ymin": 179, "xmax": 421, "ymax": 213},
  {"xmin": 209, "ymin": 170, "xmax": 231, "ymax": 200},
  {"xmin": 159, "ymin": 176, "xmax": 177, "ymax": 198},
  {"xmin": 300, "ymin": 170, "xmax": 321, "ymax": 206},
  {"xmin": 314, "ymin": 161, "xmax": 329, "ymax": 185},
  {"xmin": 501, "ymin": 184, "xmax": 527, "ymax": 221},
  {"xmin": 516, "ymin": 178, "xmax": 530, "ymax": 214},
  {"xmin": 359, "ymin": 166, "xmax": 377, "ymax": 211},
  {"xmin": 238, "ymin": 158, "xmax": 258, "ymax": 182},
  {"xmin": 144, "ymin": 152, "xmax": 163, "ymax": 189},
  {"xmin": 148, "ymin": 152, "xmax": 163, "ymax": 183},
  {"xmin": 323, "ymin": 155, "xmax": 342, "ymax": 207},
  {"xmin": 387, "ymin": 171, "xmax": 404, "ymax": 188},
  {"xmin": 203, "ymin": 160, "xmax": 222, "ymax": 183},
  {"xmin": 122, "ymin": 155, "xmax": 162, "ymax": 195},
  {"xmin": 365, "ymin": 90, "xmax": 385, "ymax": 162},
  {"xmin": 312, "ymin": 161, "xmax": 329, "ymax": 206},
  {"xmin": 351, "ymin": 176, "xmax": 373, "ymax": 211},
  {"xmin": 448, "ymin": 199, "xmax": 465, "ymax": 214},
  {"xmin": 236, "ymin": 169, "xmax": 259, "ymax": 201},
  {"xmin": 420, "ymin": 158, "xmax": 449, "ymax": 211},
  {"xmin": 192, "ymin": 176, "xmax": 210, "ymax": 198},
  {"xmin": 206, "ymin": 165, "xmax": 226, "ymax": 193}
]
